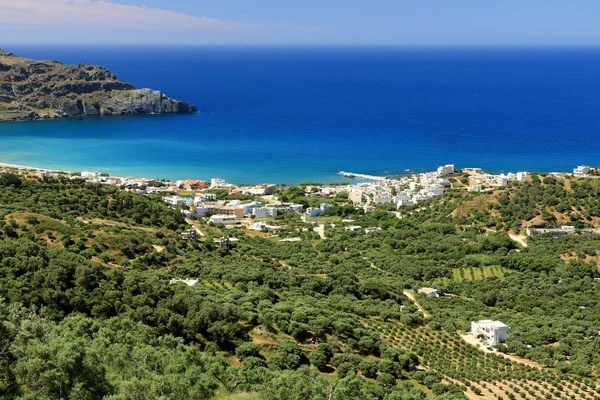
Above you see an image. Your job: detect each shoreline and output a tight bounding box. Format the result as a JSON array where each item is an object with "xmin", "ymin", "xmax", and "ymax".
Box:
[
  {"xmin": 0, "ymin": 162, "xmax": 63, "ymax": 172},
  {"xmin": 0, "ymin": 159, "xmax": 364, "ymax": 184},
  {"xmin": 0, "ymin": 159, "xmax": 588, "ymax": 186}
]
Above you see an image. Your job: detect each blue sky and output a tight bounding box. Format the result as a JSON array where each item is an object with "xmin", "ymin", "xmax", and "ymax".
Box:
[{"xmin": 1, "ymin": 0, "xmax": 600, "ymax": 46}]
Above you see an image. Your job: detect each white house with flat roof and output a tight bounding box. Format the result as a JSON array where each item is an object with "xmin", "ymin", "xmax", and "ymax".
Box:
[
  {"xmin": 516, "ymin": 172, "xmax": 529, "ymax": 181},
  {"xmin": 81, "ymin": 171, "xmax": 100, "ymax": 179},
  {"xmin": 573, "ymin": 166, "xmax": 591, "ymax": 177},
  {"xmin": 471, "ymin": 320, "xmax": 511, "ymax": 346},
  {"xmin": 169, "ymin": 279, "xmax": 199, "ymax": 287},
  {"xmin": 437, "ymin": 164, "xmax": 455, "ymax": 177},
  {"xmin": 418, "ymin": 288, "xmax": 439, "ymax": 297},
  {"xmin": 209, "ymin": 215, "xmax": 238, "ymax": 225},
  {"xmin": 210, "ymin": 177, "xmax": 228, "ymax": 187}
]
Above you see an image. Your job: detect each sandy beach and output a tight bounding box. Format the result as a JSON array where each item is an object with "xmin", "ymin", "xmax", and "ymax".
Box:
[{"xmin": 0, "ymin": 162, "xmax": 60, "ymax": 172}]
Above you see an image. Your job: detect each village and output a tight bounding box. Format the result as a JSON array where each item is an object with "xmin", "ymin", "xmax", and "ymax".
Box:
[{"xmin": 6, "ymin": 163, "xmax": 598, "ymax": 235}]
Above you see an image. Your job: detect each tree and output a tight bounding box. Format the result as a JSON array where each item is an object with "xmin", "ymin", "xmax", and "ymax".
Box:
[
  {"xmin": 336, "ymin": 362, "xmax": 357, "ymax": 378},
  {"xmin": 271, "ymin": 340, "xmax": 305, "ymax": 370},
  {"xmin": 310, "ymin": 343, "xmax": 333, "ymax": 371},
  {"xmin": 0, "ymin": 173, "xmax": 22, "ymax": 187},
  {"xmin": 377, "ymin": 372, "xmax": 396, "ymax": 388},
  {"xmin": 235, "ymin": 342, "xmax": 261, "ymax": 360},
  {"xmin": 358, "ymin": 360, "xmax": 379, "ymax": 379}
]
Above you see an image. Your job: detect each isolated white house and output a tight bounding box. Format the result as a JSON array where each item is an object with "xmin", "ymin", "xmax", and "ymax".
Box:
[
  {"xmin": 418, "ymin": 288, "xmax": 439, "ymax": 297},
  {"xmin": 471, "ymin": 320, "xmax": 511, "ymax": 345},
  {"xmin": 573, "ymin": 166, "xmax": 591, "ymax": 177},
  {"xmin": 169, "ymin": 279, "xmax": 199, "ymax": 287}
]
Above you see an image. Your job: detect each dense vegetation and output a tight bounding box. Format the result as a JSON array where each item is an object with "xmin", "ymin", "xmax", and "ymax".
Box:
[{"xmin": 0, "ymin": 173, "xmax": 599, "ymax": 399}]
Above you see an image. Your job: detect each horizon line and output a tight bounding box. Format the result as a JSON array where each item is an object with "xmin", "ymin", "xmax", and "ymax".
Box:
[{"xmin": 4, "ymin": 43, "xmax": 600, "ymax": 48}]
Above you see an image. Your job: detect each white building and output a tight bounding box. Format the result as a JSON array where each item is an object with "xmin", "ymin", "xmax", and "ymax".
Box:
[
  {"xmin": 397, "ymin": 199, "xmax": 416, "ymax": 207},
  {"xmin": 496, "ymin": 174, "xmax": 508, "ymax": 187},
  {"xmin": 573, "ymin": 166, "xmax": 591, "ymax": 177},
  {"xmin": 240, "ymin": 184, "xmax": 277, "ymax": 196},
  {"xmin": 210, "ymin": 177, "xmax": 228, "ymax": 187},
  {"xmin": 305, "ymin": 207, "xmax": 323, "ymax": 218},
  {"xmin": 468, "ymin": 185, "xmax": 482, "ymax": 192},
  {"xmin": 249, "ymin": 222, "xmax": 266, "ymax": 231},
  {"xmin": 249, "ymin": 222, "xmax": 280, "ymax": 231},
  {"xmin": 471, "ymin": 320, "xmax": 511, "ymax": 346},
  {"xmin": 242, "ymin": 201, "xmax": 262, "ymax": 215},
  {"xmin": 263, "ymin": 203, "xmax": 304, "ymax": 217},
  {"xmin": 164, "ymin": 195, "xmax": 184, "ymax": 206},
  {"xmin": 373, "ymin": 195, "xmax": 394, "ymax": 204},
  {"xmin": 305, "ymin": 203, "xmax": 334, "ymax": 218},
  {"xmin": 345, "ymin": 226, "xmax": 362, "ymax": 232},
  {"xmin": 209, "ymin": 215, "xmax": 238, "ymax": 225},
  {"xmin": 81, "ymin": 171, "xmax": 100, "ymax": 179},
  {"xmin": 418, "ymin": 288, "xmax": 439, "ymax": 297},
  {"xmin": 204, "ymin": 193, "xmax": 217, "ymax": 201},
  {"xmin": 169, "ymin": 279, "xmax": 199, "ymax": 287},
  {"xmin": 426, "ymin": 184, "xmax": 445, "ymax": 196},
  {"xmin": 516, "ymin": 171, "xmax": 529, "ymax": 181},
  {"xmin": 437, "ymin": 164, "xmax": 455, "ymax": 177},
  {"xmin": 252, "ymin": 207, "xmax": 268, "ymax": 218}
]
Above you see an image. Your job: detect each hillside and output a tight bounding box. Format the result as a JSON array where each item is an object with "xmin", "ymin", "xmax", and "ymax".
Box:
[
  {"xmin": 407, "ymin": 174, "xmax": 600, "ymax": 233},
  {"xmin": 0, "ymin": 49, "xmax": 197, "ymax": 122},
  {"xmin": 0, "ymin": 171, "xmax": 599, "ymax": 400}
]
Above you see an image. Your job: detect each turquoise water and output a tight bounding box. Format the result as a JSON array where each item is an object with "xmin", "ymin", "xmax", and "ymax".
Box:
[{"xmin": 1, "ymin": 46, "xmax": 600, "ymax": 184}]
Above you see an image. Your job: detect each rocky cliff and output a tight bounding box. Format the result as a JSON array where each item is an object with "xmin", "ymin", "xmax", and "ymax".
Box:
[{"xmin": 0, "ymin": 49, "xmax": 197, "ymax": 122}]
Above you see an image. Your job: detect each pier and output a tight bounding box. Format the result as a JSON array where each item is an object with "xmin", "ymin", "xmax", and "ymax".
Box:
[{"xmin": 338, "ymin": 171, "xmax": 387, "ymax": 181}]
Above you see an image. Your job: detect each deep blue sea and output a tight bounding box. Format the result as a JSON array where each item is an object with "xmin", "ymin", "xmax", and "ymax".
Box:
[{"xmin": 1, "ymin": 46, "xmax": 600, "ymax": 184}]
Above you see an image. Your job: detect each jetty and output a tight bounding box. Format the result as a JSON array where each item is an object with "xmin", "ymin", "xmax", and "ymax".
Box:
[{"xmin": 338, "ymin": 171, "xmax": 387, "ymax": 181}]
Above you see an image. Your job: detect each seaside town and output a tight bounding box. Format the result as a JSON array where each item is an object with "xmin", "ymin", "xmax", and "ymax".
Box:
[{"xmin": 2, "ymin": 162, "xmax": 598, "ymax": 234}]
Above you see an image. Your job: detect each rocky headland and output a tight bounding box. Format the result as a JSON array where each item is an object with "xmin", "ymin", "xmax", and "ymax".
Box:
[{"xmin": 0, "ymin": 49, "xmax": 197, "ymax": 122}]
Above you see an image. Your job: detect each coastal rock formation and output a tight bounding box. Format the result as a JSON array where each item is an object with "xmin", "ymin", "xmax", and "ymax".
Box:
[{"xmin": 0, "ymin": 48, "xmax": 197, "ymax": 122}]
